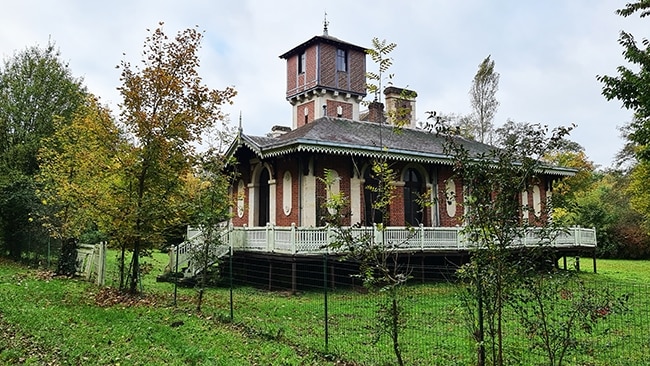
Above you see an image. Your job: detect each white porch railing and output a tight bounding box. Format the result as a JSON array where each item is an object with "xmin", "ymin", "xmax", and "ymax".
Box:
[
  {"xmin": 230, "ymin": 224, "xmax": 596, "ymax": 255},
  {"xmin": 165, "ymin": 224, "xmax": 596, "ymax": 276},
  {"xmin": 168, "ymin": 227, "xmax": 231, "ymax": 277}
]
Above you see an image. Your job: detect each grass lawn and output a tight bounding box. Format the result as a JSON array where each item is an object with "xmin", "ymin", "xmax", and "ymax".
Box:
[
  {"xmin": 0, "ymin": 255, "xmax": 648, "ymax": 365},
  {"xmin": 592, "ymin": 258, "xmax": 650, "ymax": 283}
]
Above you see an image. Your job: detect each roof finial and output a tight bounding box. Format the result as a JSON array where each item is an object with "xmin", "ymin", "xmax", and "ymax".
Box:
[
  {"xmin": 238, "ymin": 111, "xmax": 243, "ymax": 134},
  {"xmin": 323, "ymin": 11, "xmax": 329, "ymax": 36}
]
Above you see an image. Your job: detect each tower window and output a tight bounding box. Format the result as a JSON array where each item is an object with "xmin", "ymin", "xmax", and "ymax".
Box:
[
  {"xmin": 298, "ymin": 52, "xmax": 306, "ymax": 74},
  {"xmin": 336, "ymin": 49, "xmax": 347, "ymax": 72}
]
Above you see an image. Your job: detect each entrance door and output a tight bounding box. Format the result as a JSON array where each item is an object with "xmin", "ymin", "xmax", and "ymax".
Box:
[
  {"xmin": 404, "ymin": 168, "xmax": 424, "ymax": 226},
  {"xmin": 258, "ymin": 168, "xmax": 270, "ymax": 226}
]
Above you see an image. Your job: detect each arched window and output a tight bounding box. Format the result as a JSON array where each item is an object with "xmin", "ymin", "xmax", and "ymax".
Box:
[{"xmin": 404, "ymin": 168, "xmax": 424, "ymax": 226}]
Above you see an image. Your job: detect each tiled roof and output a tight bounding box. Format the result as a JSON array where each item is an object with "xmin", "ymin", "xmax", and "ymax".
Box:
[{"xmin": 228, "ymin": 117, "xmax": 576, "ymax": 177}]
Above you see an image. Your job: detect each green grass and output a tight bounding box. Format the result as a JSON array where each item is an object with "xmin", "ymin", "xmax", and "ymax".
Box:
[
  {"xmin": 592, "ymin": 258, "xmax": 650, "ymax": 283},
  {"xmin": 0, "ymin": 258, "xmax": 333, "ymax": 365},
  {"xmin": 0, "ymin": 256, "xmax": 648, "ymax": 365}
]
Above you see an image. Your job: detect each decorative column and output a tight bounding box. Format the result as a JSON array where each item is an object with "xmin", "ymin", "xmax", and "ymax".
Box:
[
  {"xmin": 350, "ymin": 176, "xmax": 362, "ymax": 225},
  {"xmin": 269, "ymin": 179, "xmax": 277, "ymax": 225}
]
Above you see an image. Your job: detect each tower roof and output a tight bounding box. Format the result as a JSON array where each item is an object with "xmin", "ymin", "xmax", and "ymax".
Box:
[{"xmin": 279, "ymin": 34, "xmax": 367, "ymax": 59}]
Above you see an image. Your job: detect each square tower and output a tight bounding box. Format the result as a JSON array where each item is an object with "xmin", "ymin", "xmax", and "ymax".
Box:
[{"xmin": 279, "ymin": 31, "xmax": 367, "ymax": 129}]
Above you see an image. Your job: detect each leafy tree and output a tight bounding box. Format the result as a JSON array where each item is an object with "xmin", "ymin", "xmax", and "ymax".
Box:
[
  {"xmin": 626, "ymin": 161, "xmax": 650, "ymax": 241},
  {"xmin": 116, "ymin": 23, "xmax": 236, "ymax": 293},
  {"xmin": 322, "ymin": 38, "xmax": 415, "ymax": 366},
  {"xmin": 468, "ymin": 55, "xmax": 500, "ymax": 144},
  {"xmin": 366, "ymin": 37, "xmax": 396, "ymax": 104},
  {"xmin": 430, "ymin": 114, "xmax": 573, "ymax": 365},
  {"xmin": 37, "ymin": 95, "xmax": 121, "ymax": 245},
  {"xmin": 187, "ymin": 142, "xmax": 237, "ymax": 311},
  {"xmin": 322, "ymin": 164, "xmax": 411, "ymax": 366},
  {"xmin": 0, "ymin": 41, "xmax": 86, "ymax": 260},
  {"xmin": 598, "ymin": 1, "xmax": 650, "ymax": 161},
  {"xmin": 545, "ymin": 148, "xmax": 596, "ymax": 218}
]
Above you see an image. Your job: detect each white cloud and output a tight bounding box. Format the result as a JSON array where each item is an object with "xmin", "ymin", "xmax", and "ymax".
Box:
[{"xmin": 0, "ymin": 0, "xmax": 645, "ymax": 167}]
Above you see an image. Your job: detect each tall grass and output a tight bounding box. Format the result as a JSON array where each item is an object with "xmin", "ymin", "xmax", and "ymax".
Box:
[{"xmin": 0, "ymin": 256, "xmax": 648, "ymax": 365}]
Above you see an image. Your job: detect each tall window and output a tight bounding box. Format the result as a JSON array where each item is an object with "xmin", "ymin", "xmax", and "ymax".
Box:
[
  {"xmin": 336, "ymin": 49, "xmax": 347, "ymax": 72},
  {"xmin": 298, "ymin": 52, "xmax": 306, "ymax": 74},
  {"xmin": 404, "ymin": 168, "xmax": 424, "ymax": 226},
  {"xmin": 363, "ymin": 168, "xmax": 382, "ymax": 226},
  {"xmin": 258, "ymin": 168, "xmax": 270, "ymax": 226}
]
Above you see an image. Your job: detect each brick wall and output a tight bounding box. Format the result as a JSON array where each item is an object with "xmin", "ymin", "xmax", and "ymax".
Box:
[
  {"xmin": 325, "ymin": 100, "xmax": 353, "ymax": 119},
  {"xmin": 286, "ymin": 44, "xmax": 319, "ymax": 98},
  {"xmin": 275, "ymin": 159, "xmax": 300, "ymax": 227},
  {"xmin": 296, "ymin": 100, "xmax": 315, "ymax": 128},
  {"xmin": 314, "ymin": 155, "xmax": 353, "ymax": 226},
  {"xmin": 229, "ymin": 151, "xmax": 556, "ymax": 229}
]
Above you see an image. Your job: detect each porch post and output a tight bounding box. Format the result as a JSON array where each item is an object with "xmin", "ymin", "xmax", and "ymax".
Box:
[
  {"xmin": 419, "ymin": 224, "xmax": 424, "ymax": 251},
  {"xmin": 350, "ymin": 176, "xmax": 362, "ymax": 224},
  {"xmin": 267, "ymin": 223, "xmax": 275, "ymax": 252},
  {"xmin": 291, "ymin": 223, "xmax": 296, "ymax": 254},
  {"xmin": 247, "ymin": 182, "xmax": 256, "ymax": 227},
  {"xmin": 269, "ymin": 179, "xmax": 277, "ymax": 225}
]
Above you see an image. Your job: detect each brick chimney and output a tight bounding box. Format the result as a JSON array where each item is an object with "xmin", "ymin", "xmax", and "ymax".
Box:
[
  {"xmin": 367, "ymin": 101, "xmax": 385, "ymax": 123},
  {"xmin": 384, "ymin": 87, "xmax": 417, "ymax": 128},
  {"xmin": 268, "ymin": 125, "xmax": 292, "ymax": 138}
]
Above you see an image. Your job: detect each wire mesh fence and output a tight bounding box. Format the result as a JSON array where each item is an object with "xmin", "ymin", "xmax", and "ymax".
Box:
[
  {"xmin": 94, "ymin": 248, "xmax": 650, "ymax": 365},
  {"xmin": 164, "ymin": 254, "xmax": 649, "ymax": 365}
]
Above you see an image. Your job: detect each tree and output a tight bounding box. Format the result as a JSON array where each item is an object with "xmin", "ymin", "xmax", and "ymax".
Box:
[
  {"xmin": 0, "ymin": 41, "xmax": 86, "ymax": 260},
  {"xmin": 431, "ymin": 114, "xmax": 573, "ymax": 365},
  {"xmin": 116, "ymin": 23, "xmax": 236, "ymax": 293},
  {"xmin": 468, "ymin": 55, "xmax": 500, "ymax": 144},
  {"xmin": 187, "ymin": 138, "xmax": 237, "ymax": 311},
  {"xmin": 366, "ymin": 37, "xmax": 396, "ymax": 105},
  {"xmin": 597, "ymin": 1, "xmax": 650, "ymax": 161},
  {"xmin": 37, "ymin": 95, "xmax": 121, "ymax": 245},
  {"xmin": 322, "ymin": 38, "xmax": 415, "ymax": 366},
  {"xmin": 509, "ymin": 272, "xmax": 628, "ymax": 366}
]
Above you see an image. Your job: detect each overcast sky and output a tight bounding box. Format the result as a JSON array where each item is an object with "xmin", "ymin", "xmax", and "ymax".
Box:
[{"xmin": 1, "ymin": 1, "xmax": 646, "ymax": 168}]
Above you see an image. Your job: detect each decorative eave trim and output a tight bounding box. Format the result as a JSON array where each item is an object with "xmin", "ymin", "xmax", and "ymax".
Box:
[
  {"xmin": 227, "ymin": 135, "xmax": 577, "ymax": 177},
  {"xmin": 254, "ymin": 139, "xmax": 454, "ymax": 165},
  {"xmin": 534, "ymin": 166, "xmax": 577, "ymax": 177},
  {"xmin": 225, "ymin": 134, "xmax": 264, "ymax": 162}
]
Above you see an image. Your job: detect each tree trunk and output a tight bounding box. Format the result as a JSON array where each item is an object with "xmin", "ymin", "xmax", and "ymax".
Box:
[
  {"xmin": 119, "ymin": 244, "xmax": 126, "ymax": 291},
  {"xmin": 129, "ymin": 237, "xmax": 140, "ymax": 294}
]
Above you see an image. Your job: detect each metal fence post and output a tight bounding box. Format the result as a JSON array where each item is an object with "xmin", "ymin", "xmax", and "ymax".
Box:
[
  {"xmin": 323, "ymin": 253, "xmax": 329, "ymax": 353},
  {"xmin": 229, "ymin": 244, "xmax": 234, "ymax": 322}
]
